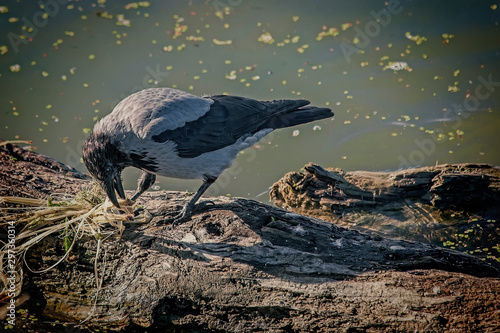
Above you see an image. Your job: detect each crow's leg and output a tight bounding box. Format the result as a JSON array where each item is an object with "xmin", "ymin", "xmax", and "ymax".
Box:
[
  {"xmin": 131, "ymin": 171, "xmax": 156, "ymax": 201},
  {"xmin": 171, "ymin": 175, "xmax": 217, "ymax": 226}
]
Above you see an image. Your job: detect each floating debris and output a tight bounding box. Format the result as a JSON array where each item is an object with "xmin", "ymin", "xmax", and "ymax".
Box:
[
  {"xmin": 225, "ymin": 70, "xmax": 237, "ymax": 80},
  {"xmin": 341, "ymin": 23, "xmax": 352, "ymax": 31},
  {"xmin": 292, "ymin": 129, "xmax": 300, "ymax": 137},
  {"xmin": 258, "ymin": 32, "xmax": 275, "ymax": 44},
  {"xmin": 297, "ymin": 44, "xmax": 309, "ymax": 53},
  {"xmin": 125, "ymin": 2, "xmax": 150, "ymax": 10},
  {"xmin": 316, "ymin": 26, "xmax": 339, "ymax": 40},
  {"xmin": 9, "ymin": 64, "xmax": 21, "ymax": 72},
  {"xmin": 383, "ymin": 61, "xmax": 409, "ymax": 71},
  {"xmin": 442, "ymin": 33, "xmax": 454, "ymax": 44},
  {"xmin": 405, "ymin": 32, "xmax": 427, "ymax": 45},
  {"xmin": 213, "ymin": 38, "xmax": 232, "ymax": 45},
  {"xmin": 186, "ymin": 35, "xmax": 205, "ymax": 42},
  {"xmin": 116, "ymin": 14, "xmax": 131, "ymax": 27},
  {"xmin": 172, "ymin": 15, "xmax": 187, "ymax": 39}
]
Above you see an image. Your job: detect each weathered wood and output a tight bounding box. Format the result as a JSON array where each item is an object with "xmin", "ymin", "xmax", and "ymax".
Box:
[
  {"xmin": 1, "ymin": 144, "xmax": 499, "ymax": 332},
  {"xmin": 270, "ymin": 162, "xmax": 500, "ymax": 213},
  {"xmin": 270, "ymin": 162, "xmax": 500, "ymax": 250}
]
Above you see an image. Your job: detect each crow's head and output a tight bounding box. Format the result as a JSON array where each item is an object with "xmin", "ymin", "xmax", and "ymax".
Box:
[{"xmin": 82, "ymin": 132, "xmax": 127, "ymax": 208}]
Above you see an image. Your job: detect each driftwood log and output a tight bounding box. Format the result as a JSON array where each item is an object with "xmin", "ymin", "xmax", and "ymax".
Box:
[
  {"xmin": 1, "ymin": 143, "xmax": 499, "ymax": 332},
  {"xmin": 271, "ymin": 163, "xmax": 500, "ymax": 255}
]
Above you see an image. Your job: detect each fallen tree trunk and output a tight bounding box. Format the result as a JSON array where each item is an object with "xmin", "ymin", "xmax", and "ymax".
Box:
[
  {"xmin": 270, "ymin": 162, "xmax": 500, "ymax": 266},
  {"xmin": 1, "ymin": 143, "xmax": 499, "ymax": 332}
]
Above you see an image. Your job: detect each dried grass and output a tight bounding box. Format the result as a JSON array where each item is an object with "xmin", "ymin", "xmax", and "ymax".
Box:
[{"xmin": 0, "ymin": 183, "xmax": 151, "ymax": 321}]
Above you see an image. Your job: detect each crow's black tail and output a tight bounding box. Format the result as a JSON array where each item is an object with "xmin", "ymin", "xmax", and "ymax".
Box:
[{"xmin": 262, "ymin": 99, "xmax": 334, "ymax": 129}]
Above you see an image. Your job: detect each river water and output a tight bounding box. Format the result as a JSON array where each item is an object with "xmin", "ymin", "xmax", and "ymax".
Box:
[{"xmin": 1, "ymin": 0, "xmax": 499, "ymax": 263}]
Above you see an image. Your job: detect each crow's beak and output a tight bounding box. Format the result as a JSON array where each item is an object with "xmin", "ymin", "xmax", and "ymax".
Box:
[
  {"xmin": 101, "ymin": 175, "xmax": 121, "ymax": 208},
  {"xmin": 114, "ymin": 173, "xmax": 126, "ymax": 199}
]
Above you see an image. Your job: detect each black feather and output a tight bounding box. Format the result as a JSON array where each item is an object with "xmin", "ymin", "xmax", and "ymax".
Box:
[{"xmin": 152, "ymin": 95, "xmax": 333, "ymax": 158}]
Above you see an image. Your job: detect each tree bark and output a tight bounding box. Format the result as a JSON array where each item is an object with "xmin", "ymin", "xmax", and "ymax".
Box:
[{"xmin": 1, "ymin": 143, "xmax": 499, "ymax": 332}]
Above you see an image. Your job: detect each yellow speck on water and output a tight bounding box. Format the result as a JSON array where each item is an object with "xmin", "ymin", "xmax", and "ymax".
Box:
[
  {"xmin": 83, "ymin": 83, "xmax": 89, "ymax": 87},
  {"xmin": 42, "ymin": 71, "xmax": 49, "ymax": 77},
  {"xmin": 225, "ymin": 60, "xmax": 231, "ymax": 64},
  {"xmin": 9, "ymin": 64, "xmax": 21, "ymax": 72},
  {"xmin": 45, "ymin": 105, "xmax": 52, "ymax": 109},
  {"xmin": 282, "ymin": 80, "xmax": 287, "ymax": 85}
]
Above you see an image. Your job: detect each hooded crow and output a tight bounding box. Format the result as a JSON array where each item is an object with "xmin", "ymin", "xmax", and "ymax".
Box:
[{"xmin": 82, "ymin": 87, "xmax": 333, "ymax": 223}]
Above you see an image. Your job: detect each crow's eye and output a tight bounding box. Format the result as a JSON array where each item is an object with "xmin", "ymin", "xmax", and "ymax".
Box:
[{"xmin": 105, "ymin": 166, "xmax": 112, "ymax": 173}]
